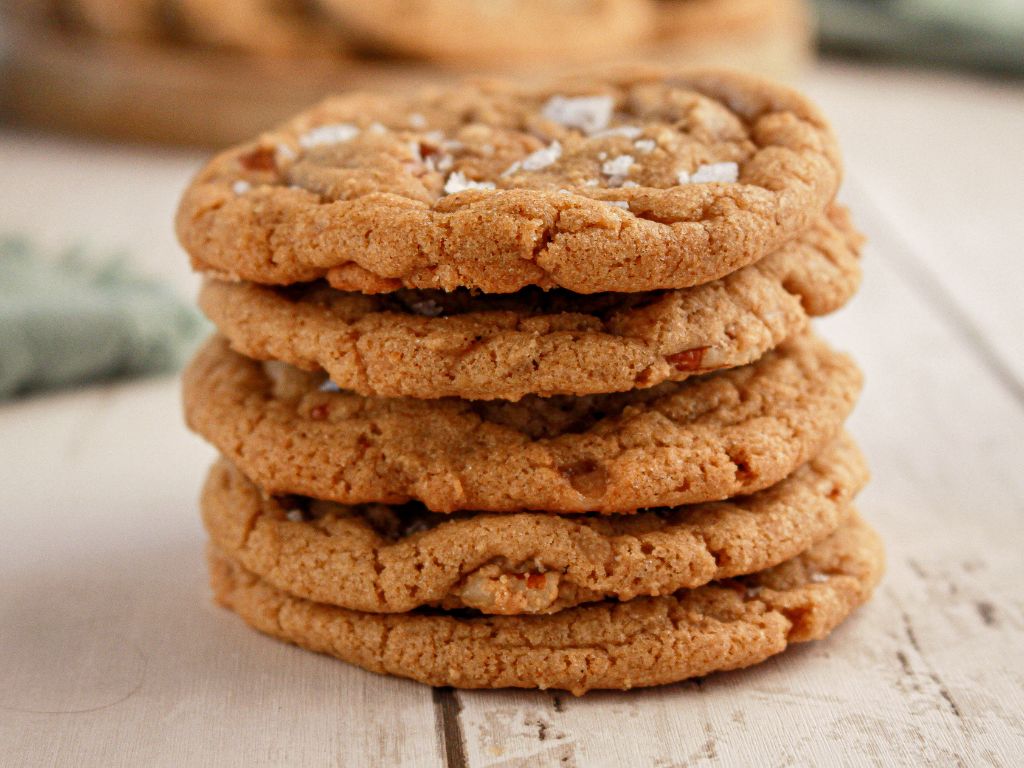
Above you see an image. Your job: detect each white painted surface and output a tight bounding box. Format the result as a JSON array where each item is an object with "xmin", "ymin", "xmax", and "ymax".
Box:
[{"xmin": 1, "ymin": 63, "xmax": 1022, "ymax": 766}]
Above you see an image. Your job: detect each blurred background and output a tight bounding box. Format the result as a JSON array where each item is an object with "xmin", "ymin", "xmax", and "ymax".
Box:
[{"xmin": 0, "ymin": 0, "xmax": 1022, "ymax": 399}]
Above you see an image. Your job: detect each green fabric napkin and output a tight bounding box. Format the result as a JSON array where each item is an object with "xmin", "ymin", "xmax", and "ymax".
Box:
[
  {"xmin": 0, "ymin": 237, "xmax": 206, "ymax": 400},
  {"xmin": 816, "ymin": 0, "xmax": 1024, "ymax": 75}
]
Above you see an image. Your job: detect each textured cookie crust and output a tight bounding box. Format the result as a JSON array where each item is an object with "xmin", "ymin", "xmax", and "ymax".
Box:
[
  {"xmin": 182, "ymin": 331, "xmax": 861, "ymax": 513},
  {"xmin": 209, "ymin": 515, "xmax": 884, "ymax": 693},
  {"xmin": 202, "ymin": 434, "xmax": 867, "ymax": 614},
  {"xmin": 200, "ymin": 205, "xmax": 861, "ymax": 400},
  {"xmin": 317, "ymin": 0, "xmax": 655, "ymax": 65},
  {"xmin": 176, "ymin": 69, "xmax": 842, "ymax": 294}
]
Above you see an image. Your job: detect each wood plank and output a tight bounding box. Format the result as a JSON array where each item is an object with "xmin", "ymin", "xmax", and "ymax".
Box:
[
  {"xmin": 805, "ymin": 63, "xmax": 1024, "ymax": 383},
  {"xmin": 0, "ymin": 379, "xmax": 445, "ymax": 767},
  {"xmin": 446, "ymin": 178, "xmax": 1024, "ymax": 766}
]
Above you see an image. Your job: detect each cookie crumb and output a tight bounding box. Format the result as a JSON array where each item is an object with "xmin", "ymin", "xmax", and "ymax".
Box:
[
  {"xmin": 444, "ymin": 171, "xmax": 496, "ymax": 195},
  {"xmin": 542, "ymin": 95, "xmax": 614, "ymax": 134},
  {"xmin": 678, "ymin": 162, "xmax": 739, "ymax": 185},
  {"xmin": 299, "ymin": 123, "xmax": 360, "ymax": 149}
]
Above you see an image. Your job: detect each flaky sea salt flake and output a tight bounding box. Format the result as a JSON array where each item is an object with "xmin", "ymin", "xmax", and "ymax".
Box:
[
  {"xmin": 232, "ymin": 180, "xmax": 251, "ymax": 195},
  {"xmin": 634, "ymin": 139, "xmax": 656, "ymax": 153},
  {"xmin": 542, "ymin": 95, "xmax": 614, "ymax": 134},
  {"xmin": 444, "ymin": 171, "xmax": 496, "ymax": 195},
  {"xmin": 679, "ymin": 162, "xmax": 739, "ymax": 185},
  {"xmin": 299, "ymin": 123, "xmax": 359, "ymax": 149},
  {"xmin": 592, "ymin": 125, "xmax": 643, "ymax": 139}
]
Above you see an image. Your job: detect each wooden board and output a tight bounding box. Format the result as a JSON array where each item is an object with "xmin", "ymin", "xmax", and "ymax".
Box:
[{"xmin": 1, "ymin": 62, "xmax": 1022, "ymax": 765}]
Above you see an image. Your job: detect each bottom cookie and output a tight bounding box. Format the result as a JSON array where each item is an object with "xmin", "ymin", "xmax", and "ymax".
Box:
[{"xmin": 209, "ymin": 515, "xmax": 883, "ymax": 694}]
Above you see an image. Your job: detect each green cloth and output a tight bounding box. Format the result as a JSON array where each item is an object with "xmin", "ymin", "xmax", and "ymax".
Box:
[
  {"xmin": 0, "ymin": 237, "xmax": 206, "ymax": 399},
  {"xmin": 816, "ymin": 0, "xmax": 1024, "ymax": 75}
]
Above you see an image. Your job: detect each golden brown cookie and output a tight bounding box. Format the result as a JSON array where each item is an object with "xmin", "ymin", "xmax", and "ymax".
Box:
[
  {"xmin": 209, "ymin": 514, "xmax": 884, "ymax": 693},
  {"xmin": 202, "ymin": 434, "xmax": 867, "ymax": 615},
  {"xmin": 316, "ymin": 0, "xmax": 656, "ymax": 65},
  {"xmin": 176, "ymin": 69, "xmax": 842, "ymax": 294},
  {"xmin": 59, "ymin": 0, "xmax": 163, "ymax": 38},
  {"xmin": 651, "ymin": 0, "xmax": 813, "ymax": 77},
  {"xmin": 200, "ymin": 205, "xmax": 861, "ymax": 401},
  {"xmin": 182, "ymin": 331, "xmax": 861, "ymax": 513},
  {"xmin": 171, "ymin": 0, "xmax": 335, "ymax": 56}
]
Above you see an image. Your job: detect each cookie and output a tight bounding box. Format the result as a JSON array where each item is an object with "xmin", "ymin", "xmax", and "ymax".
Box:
[
  {"xmin": 171, "ymin": 0, "xmax": 334, "ymax": 56},
  {"xmin": 176, "ymin": 69, "xmax": 842, "ymax": 294},
  {"xmin": 59, "ymin": 0, "xmax": 163, "ymax": 38},
  {"xmin": 209, "ymin": 514, "xmax": 883, "ymax": 693},
  {"xmin": 202, "ymin": 434, "xmax": 867, "ymax": 615},
  {"xmin": 200, "ymin": 204, "xmax": 861, "ymax": 401},
  {"xmin": 317, "ymin": 0, "xmax": 656, "ymax": 65},
  {"xmin": 650, "ymin": 0, "xmax": 812, "ymax": 77},
  {"xmin": 182, "ymin": 330, "xmax": 861, "ymax": 513}
]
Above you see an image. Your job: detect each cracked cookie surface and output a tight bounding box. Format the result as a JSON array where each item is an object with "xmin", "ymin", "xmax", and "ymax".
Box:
[
  {"xmin": 201, "ymin": 204, "xmax": 861, "ymax": 400},
  {"xmin": 182, "ymin": 331, "xmax": 861, "ymax": 513},
  {"xmin": 176, "ymin": 69, "xmax": 842, "ymax": 294},
  {"xmin": 209, "ymin": 514, "xmax": 884, "ymax": 693},
  {"xmin": 202, "ymin": 434, "xmax": 867, "ymax": 614}
]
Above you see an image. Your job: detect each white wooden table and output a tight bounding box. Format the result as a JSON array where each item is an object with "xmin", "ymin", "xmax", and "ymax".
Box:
[{"xmin": 1, "ymin": 62, "xmax": 1023, "ymax": 766}]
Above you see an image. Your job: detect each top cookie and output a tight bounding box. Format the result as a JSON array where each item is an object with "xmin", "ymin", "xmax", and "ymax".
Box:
[{"xmin": 176, "ymin": 69, "xmax": 842, "ymax": 294}]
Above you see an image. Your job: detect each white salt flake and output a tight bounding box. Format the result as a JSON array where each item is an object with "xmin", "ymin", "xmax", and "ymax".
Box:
[
  {"xmin": 275, "ymin": 143, "xmax": 297, "ymax": 162},
  {"xmin": 232, "ymin": 180, "xmax": 251, "ymax": 195},
  {"xmin": 678, "ymin": 161, "xmax": 739, "ymax": 185},
  {"xmin": 810, "ymin": 572, "xmax": 830, "ymax": 584},
  {"xmin": 605, "ymin": 200, "xmax": 630, "ymax": 210},
  {"xmin": 505, "ymin": 140, "xmax": 562, "ymax": 176},
  {"xmin": 368, "ymin": 122, "xmax": 387, "ymax": 135},
  {"xmin": 592, "ymin": 125, "xmax": 643, "ymax": 139},
  {"xmin": 443, "ymin": 171, "xmax": 496, "ymax": 195},
  {"xmin": 434, "ymin": 154, "xmax": 455, "ymax": 173},
  {"xmin": 408, "ymin": 113, "xmax": 427, "ymax": 129},
  {"xmin": 299, "ymin": 123, "xmax": 359, "ymax": 149},
  {"xmin": 621, "ymin": 180, "xmax": 639, "ymax": 188},
  {"xmin": 319, "ymin": 380, "xmax": 341, "ymax": 393},
  {"xmin": 634, "ymin": 139, "xmax": 656, "ymax": 154},
  {"xmin": 542, "ymin": 95, "xmax": 614, "ymax": 134},
  {"xmin": 584, "ymin": 179, "xmax": 599, "ymax": 187},
  {"xmin": 602, "ymin": 154, "xmax": 634, "ymax": 178},
  {"xmin": 285, "ymin": 509, "xmax": 305, "ymax": 523}
]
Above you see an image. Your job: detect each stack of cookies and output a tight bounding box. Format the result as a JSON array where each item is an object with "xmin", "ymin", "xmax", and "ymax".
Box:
[{"xmin": 179, "ymin": 69, "xmax": 884, "ymax": 694}]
